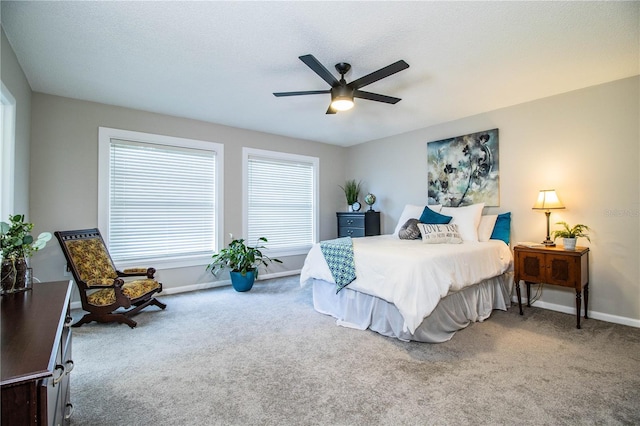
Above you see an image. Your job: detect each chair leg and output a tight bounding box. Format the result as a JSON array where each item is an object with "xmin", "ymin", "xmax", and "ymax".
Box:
[
  {"xmin": 151, "ymin": 298, "xmax": 167, "ymax": 310},
  {"xmin": 75, "ymin": 296, "xmax": 164, "ymax": 329},
  {"xmin": 117, "ymin": 315, "xmax": 138, "ymax": 328},
  {"xmin": 71, "ymin": 314, "xmax": 95, "ymax": 328},
  {"xmin": 101, "ymin": 313, "xmax": 137, "ymax": 328},
  {"xmin": 132, "ymin": 297, "xmax": 166, "ymax": 310},
  {"xmin": 72, "ymin": 312, "xmax": 137, "ymax": 328}
]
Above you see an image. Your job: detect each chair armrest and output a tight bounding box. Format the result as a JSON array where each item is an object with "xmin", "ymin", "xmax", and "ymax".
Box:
[
  {"xmin": 112, "ymin": 278, "xmax": 132, "ymax": 308},
  {"xmin": 118, "ymin": 267, "xmax": 156, "ymax": 279},
  {"xmin": 83, "ymin": 278, "xmax": 126, "ymax": 289}
]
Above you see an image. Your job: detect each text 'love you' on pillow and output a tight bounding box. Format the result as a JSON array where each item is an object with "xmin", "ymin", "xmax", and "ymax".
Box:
[{"xmin": 416, "ymin": 223, "xmax": 463, "ymax": 244}]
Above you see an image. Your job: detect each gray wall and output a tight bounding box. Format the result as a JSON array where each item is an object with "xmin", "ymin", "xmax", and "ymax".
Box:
[
  {"xmin": 28, "ymin": 93, "xmax": 346, "ymax": 292},
  {"xmin": 1, "ymin": 28, "xmax": 30, "ymax": 218},
  {"xmin": 346, "ymin": 76, "xmax": 640, "ymax": 324}
]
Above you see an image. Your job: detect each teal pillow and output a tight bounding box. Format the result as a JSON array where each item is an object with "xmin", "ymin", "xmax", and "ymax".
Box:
[
  {"xmin": 419, "ymin": 206, "xmax": 452, "ymax": 224},
  {"xmin": 490, "ymin": 212, "xmax": 511, "ymax": 245}
]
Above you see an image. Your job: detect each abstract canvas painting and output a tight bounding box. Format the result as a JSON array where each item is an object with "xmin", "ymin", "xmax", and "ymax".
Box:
[{"xmin": 427, "ymin": 128, "xmax": 499, "ymax": 207}]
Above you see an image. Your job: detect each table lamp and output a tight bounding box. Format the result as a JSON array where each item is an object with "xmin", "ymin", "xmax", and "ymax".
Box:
[{"xmin": 532, "ymin": 189, "xmax": 565, "ymax": 246}]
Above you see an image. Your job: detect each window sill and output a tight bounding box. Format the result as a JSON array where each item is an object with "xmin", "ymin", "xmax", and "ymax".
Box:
[{"xmin": 115, "ymin": 254, "xmax": 212, "ymax": 271}]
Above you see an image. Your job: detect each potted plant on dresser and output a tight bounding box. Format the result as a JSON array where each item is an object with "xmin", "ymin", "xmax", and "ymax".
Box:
[
  {"xmin": 551, "ymin": 221, "xmax": 590, "ymax": 250},
  {"xmin": 340, "ymin": 179, "xmax": 362, "ymax": 212},
  {"xmin": 1, "ymin": 214, "xmax": 52, "ymax": 293},
  {"xmin": 206, "ymin": 236, "xmax": 282, "ymax": 292}
]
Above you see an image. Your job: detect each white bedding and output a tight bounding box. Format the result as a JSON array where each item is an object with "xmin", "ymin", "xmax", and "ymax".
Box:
[{"xmin": 300, "ymin": 235, "xmax": 513, "ymax": 334}]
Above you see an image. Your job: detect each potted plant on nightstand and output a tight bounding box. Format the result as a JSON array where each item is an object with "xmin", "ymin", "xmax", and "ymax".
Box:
[
  {"xmin": 206, "ymin": 236, "xmax": 282, "ymax": 292},
  {"xmin": 551, "ymin": 221, "xmax": 590, "ymax": 250}
]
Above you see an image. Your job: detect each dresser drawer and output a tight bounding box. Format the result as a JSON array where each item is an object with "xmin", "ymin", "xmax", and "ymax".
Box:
[
  {"xmin": 338, "ymin": 215, "xmax": 365, "ymax": 228},
  {"xmin": 338, "ymin": 227, "xmax": 365, "ymax": 238}
]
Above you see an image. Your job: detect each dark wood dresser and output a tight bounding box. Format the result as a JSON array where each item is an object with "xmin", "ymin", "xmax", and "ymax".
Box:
[
  {"xmin": 337, "ymin": 211, "xmax": 381, "ymax": 238},
  {"xmin": 1, "ymin": 281, "xmax": 74, "ymax": 425}
]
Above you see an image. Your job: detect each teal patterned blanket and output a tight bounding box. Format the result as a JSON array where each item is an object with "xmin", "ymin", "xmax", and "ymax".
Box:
[{"xmin": 319, "ymin": 237, "xmax": 356, "ymax": 293}]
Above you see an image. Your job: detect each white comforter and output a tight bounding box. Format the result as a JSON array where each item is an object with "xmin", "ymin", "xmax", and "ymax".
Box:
[{"xmin": 300, "ymin": 235, "xmax": 513, "ymax": 334}]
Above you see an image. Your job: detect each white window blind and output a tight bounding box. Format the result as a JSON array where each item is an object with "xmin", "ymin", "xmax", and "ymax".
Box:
[
  {"xmin": 246, "ymin": 150, "xmax": 317, "ymax": 255},
  {"xmin": 108, "ymin": 139, "xmax": 217, "ymax": 262}
]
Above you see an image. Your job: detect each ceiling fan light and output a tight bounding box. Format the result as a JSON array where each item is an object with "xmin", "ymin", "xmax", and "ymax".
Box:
[{"xmin": 331, "ymin": 97, "xmax": 354, "ymax": 111}]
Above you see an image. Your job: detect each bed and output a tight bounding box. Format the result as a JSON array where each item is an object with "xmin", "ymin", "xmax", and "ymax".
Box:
[{"xmin": 299, "ymin": 203, "xmax": 514, "ymax": 342}]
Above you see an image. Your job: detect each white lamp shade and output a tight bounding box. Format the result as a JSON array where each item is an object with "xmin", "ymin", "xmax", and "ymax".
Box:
[{"xmin": 532, "ymin": 189, "xmax": 565, "ymax": 210}]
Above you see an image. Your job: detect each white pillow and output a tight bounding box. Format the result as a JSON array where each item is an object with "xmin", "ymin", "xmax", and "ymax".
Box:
[
  {"xmin": 417, "ymin": 223, "xmax": 463, "ymax": 244},
  {"xmin": 393, "ymin": 204, "xmax": 442, "ymax": 236},
  {"xmin": 439, "ymin": 203, "xmax": 485, "ymax": 242},
  {"xmin": 478, "ymin": 214, "xmax": 498, "ymax": 242}
]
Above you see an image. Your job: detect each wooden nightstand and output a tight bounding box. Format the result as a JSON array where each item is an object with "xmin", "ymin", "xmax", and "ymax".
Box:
[
  {"xmin": 336, "ymin": 211, "xmax": 381, "ymax": 238},
  {"xmin": 514, "ymin": 245, "xmax": 590, "ymax": 328}
]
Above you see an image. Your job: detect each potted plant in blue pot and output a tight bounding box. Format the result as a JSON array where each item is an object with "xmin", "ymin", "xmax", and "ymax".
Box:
[{"xmin": 206, "ymin": 236, "xmax": 282, "ymax": 292}]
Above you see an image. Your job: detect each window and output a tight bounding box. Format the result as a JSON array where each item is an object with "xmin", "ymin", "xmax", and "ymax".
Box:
[
  {"xmin": 1, "ymin": 82, "xmax": 16, "ymax": 220},
  {"xmin": 243, "ymin": 148, "xmax": 318, "ymax": 256},
  {"xmin": 98, "ymin": 127, "xmax": 223, "ymax": 268}
]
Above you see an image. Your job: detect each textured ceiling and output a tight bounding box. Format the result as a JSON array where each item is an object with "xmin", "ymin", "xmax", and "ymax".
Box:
[{"xmin": 1, "ymin": 1, "xmax": 638, "ymax": 147}]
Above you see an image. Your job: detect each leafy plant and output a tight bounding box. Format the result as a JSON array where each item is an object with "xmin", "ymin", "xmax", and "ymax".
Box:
[
  {"xmin": 551, "ymin": 221, "xmax": 591, "ymax": 242},
  {"xmin": 1, "ymin": 214, "xmax": 52, "ymax": 260},
  {"xmin": 206, "ymin": 236, "xmax": 282, "ymax": 279},
  {"xmin": 339, "ymin": 179, "xmax": 361, "ymax": 205}
]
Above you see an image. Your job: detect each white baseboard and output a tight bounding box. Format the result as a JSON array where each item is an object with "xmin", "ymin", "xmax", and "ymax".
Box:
[
  {"xmin": 512, "ymin": 296, "xmax": 640, "ymax": 328},
  {"xmin": 70, "ymin": 269, "xmax": 302, "ymax": 311}
]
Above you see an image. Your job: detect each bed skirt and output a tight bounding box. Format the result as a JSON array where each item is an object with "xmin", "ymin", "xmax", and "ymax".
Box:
[{"xmin": 311, "ymin": 271, "xmax": 514, "ymax": 343}]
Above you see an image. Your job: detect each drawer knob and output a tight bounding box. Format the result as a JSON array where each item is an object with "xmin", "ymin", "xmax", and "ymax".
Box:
[
  {"xmin": 64, "ymin": 403, "xmax": 75, "ymax": 420},
  {"xmin": 65, "ymin": 359, "xmax": 75, "ymax": 375},
  {"xmin": 53, "ymin": 364, "xmax": 65, "ymax": 385}
]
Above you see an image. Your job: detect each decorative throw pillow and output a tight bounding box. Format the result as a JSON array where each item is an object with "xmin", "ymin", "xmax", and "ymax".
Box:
[
  {"xmin": 419, "ymin": 206, "xmax": 452, "ymax": 224},
  {"xmin": 490, "ymin": 212, "xmax": 511, "ymax": 245},
  {"xmin": 478, "ymin": 215, "xmax": 498, "ymax": 242},
  {"xmin": 440, "ymin": 203, "xmax": 485, "ymax": 242},
  {"xmin": 398, "ymin": 219, "xmax": 421, "ymax": 240},
  {"xmin": 417, "ymin": 223, "xmax": 463, "ymax": 244},
  {"xmin": 393, "ymin": 204, "xmax": 442, "ymax": 236}
]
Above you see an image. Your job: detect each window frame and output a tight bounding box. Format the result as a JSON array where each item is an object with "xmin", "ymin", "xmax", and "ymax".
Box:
[
  {"xmin": 1, "ymin": 82, "xmax": 16, "ymax": 221},
  {"xmin": 242, "ymin": 147, "xmax": 319, "ymax": 257},
  {"xmin": 98, "ymin": 127, "xmax": 224, "ymax": 269}
]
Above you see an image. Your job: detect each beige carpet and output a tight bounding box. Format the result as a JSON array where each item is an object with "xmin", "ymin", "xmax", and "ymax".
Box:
[{"xmin": 69, "ymin": 275, "xmax": 640, "ymax": 425}]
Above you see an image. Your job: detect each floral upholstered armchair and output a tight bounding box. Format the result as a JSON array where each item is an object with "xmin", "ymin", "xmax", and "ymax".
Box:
[{"xmin": 55, "ymin": 228, "xmax": 166, "ymax": 328}]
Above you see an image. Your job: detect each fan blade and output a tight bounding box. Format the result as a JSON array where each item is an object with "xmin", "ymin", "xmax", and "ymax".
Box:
[
  {"xmin": 273, "ymin": 90, "xmax": 330, "ymax": 97},
  {"xmin": 354, "ymin": 90, "xmax": 401, "ymax": 104},
  {"xmin": 299, "ymin": 54, "xmax": 340, "ymax": 87},
  {"xmin": 326, "ymin": 104, "xmax": 337, "ymax": 114},
  {"xmin": 348, "ymin": 60, "xmax": 409, "ymax": 90}
]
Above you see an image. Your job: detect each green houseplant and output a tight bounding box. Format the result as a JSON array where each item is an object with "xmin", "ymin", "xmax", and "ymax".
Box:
[
  {"xmin": 1, "ymin": 214, "xmax": 52, "ymax": 293},
  {"xmin": 340, "ymin": 179, "xmax": 361, "ymax": 211},
  {"xmin": 206, "ymin": 236, "xmax": 282, "ymax": 292},
  {"xmin": 551, "ymin": 221, "xmax": 590, "ymax": 250}
]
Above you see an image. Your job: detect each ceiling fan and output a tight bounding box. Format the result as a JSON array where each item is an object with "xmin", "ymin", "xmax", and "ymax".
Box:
[{"xmin": 273, "ymin": 54, "xmax": 409, "ymax": 114}]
